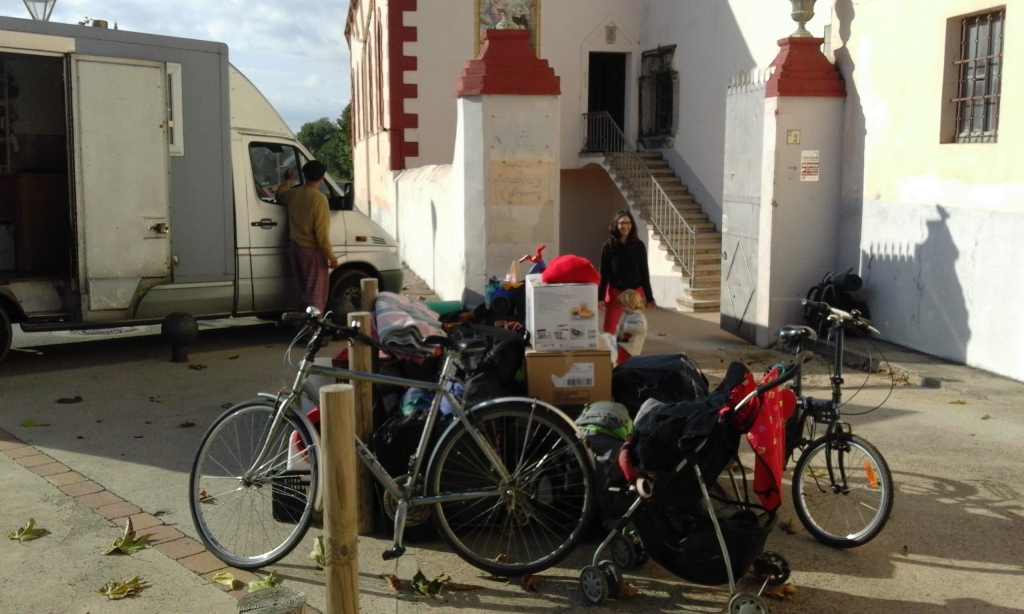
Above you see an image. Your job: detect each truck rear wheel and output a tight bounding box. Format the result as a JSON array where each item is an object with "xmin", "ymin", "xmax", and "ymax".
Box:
[{"xmin": 0, "ymin": 305, "xmax": 11, "ymax": 363}]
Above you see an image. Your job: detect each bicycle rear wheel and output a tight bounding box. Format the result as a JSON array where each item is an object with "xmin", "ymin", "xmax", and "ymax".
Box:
[
  {"xmin": 792, "ymin": 433, "xmax": 893, "ymax": 548},
  {"xmin": 427, "ymin": 401, "xmax": 595, "ymax": 576},
  {"xmin": 189, "ymin": 401, "xmax": 319, "ymax": 569}
]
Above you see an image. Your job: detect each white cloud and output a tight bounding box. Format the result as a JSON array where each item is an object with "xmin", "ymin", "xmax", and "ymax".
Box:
[{"xmin": 1, "ymin": 0, "xmax": 351, "ymax": 131}]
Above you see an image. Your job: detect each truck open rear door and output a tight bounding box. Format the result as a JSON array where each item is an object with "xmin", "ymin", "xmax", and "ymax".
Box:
[{"xmin": 71, "ymin": 56, "xmax": 171, "ymax": 321}]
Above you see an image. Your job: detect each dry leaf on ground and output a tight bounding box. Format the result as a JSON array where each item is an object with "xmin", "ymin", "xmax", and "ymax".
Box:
[
  {"xmin": 981, "ymin": 414, "xmax": 992, "ymax": 420},
  {"xmin": 8, "ymin": 518, "xmax": 48, "ymax": 542},
  {"xmin": 411, "ymin": 570, "xmax": 449, "ymax": 598},
  {"xmin": 97, "ymin": 576, "xmax": 149, "ymax": 600},
  {"xmin": 380, "ymin": 574, "xmax": 403, "ymax": 592},
  {"xmin": 764, "ymin": 583, "xmax": 797, "ymax": 600},
  {"xmin": 211, "ymin": 572, "xmax": 245, "ymax": 591},
  {"xmin": 103, "ymin": 518, "xmax": 151, "ymax": 555},
  {"xmin": 520, "ymin": 575, "xmax": 541, "ymax": 592},
  {"xmin": 189, "ymin": 364, "xmax": 208, "ymax": 371},
  {"xmin": 619, "ymin": 582, "xmax": 638, "ymax": 598},
  {"xmin": 21, "ymin": 418, "xmax": 50, "ymax": 427},
  {"xmin": 779, "ymin": 519, "xmax": 797, "ymax": 535},
  {"xmin": 56, "ymin": 396, "xmax": 83, "ymax": 404},
  {"xmin": 247, "ymin": 570, "xmax": 282, "ymax": 593},
  {"xmin": 309, "ymin": 535, "xmax": 325, "ymax": 569}
]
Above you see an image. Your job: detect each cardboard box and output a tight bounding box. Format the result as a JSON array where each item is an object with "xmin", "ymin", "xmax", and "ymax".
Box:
[
  {"xmin": 525, "ymin": 274, "xmax": 599, "ymax": 351},
  {"xmin": 525, "ymin": 338, "xmax": 613, "ymax": 406}
]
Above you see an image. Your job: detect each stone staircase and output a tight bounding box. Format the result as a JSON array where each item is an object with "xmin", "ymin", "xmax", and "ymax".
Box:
[{"xmin": 601, "ymin": 151, "xmax": 722, "ymax": 312}]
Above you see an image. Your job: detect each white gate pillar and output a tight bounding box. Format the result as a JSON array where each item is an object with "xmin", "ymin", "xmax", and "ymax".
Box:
[
  {"xmin": 452, "ymin": 29, "xmax": 561, "ymax": 296},
  {"xmin": 754, "ymin": 35, "xmax": 845, "ymax": 347}
]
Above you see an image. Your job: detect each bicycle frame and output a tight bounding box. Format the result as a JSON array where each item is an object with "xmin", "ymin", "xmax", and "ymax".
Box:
[{"xmin": 244, "ymin": 322, "xmax": 579, "ymax": 556}]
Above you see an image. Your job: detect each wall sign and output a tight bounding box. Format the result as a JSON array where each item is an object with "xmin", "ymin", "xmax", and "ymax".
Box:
[{"xmin": 800, "ymin": 150, "xmax": 820, "ymax": 182}]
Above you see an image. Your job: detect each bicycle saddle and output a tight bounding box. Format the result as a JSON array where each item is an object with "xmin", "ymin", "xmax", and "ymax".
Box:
[
  {"xmin": 778, "ymin": 325, "xmax": 817, "ymax": 342},
  {"xmin": 423, "ymin": 335, "xmax": 489, "ymax": 354}
]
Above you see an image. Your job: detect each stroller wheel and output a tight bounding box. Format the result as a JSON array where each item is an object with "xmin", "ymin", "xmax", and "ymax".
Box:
[
  {"xmin": 753, "ymin": 550, "xmax": 791, "ymax": 586},
  {"xmin": 579, "ymin": 565, "xmax": 609, "ymax": 604},
  {"xmin": 598, "ymin": 560, "xmax": 623, "ymax": 598},
  {"xmin": 728, "ymin": 592, "xmax": 768, "ymax": 614},
  {"xmin": 609, "ymin": 534, "xmax": 637, "ymax": 569},
  {"xmin": 630, "ymin": 531, "xmax": 650, "ymax": 566}
]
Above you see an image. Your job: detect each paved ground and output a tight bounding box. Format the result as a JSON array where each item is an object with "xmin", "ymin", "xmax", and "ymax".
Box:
[{"xmin": 2, "ymin": 268, "xmax": 1023, "ymax": 613}]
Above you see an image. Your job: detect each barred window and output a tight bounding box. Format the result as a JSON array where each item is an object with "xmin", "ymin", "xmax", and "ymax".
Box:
[
  {"xmin": 952, "ymin": 10, "xmax": 1004, "ymax": 143},
  {"xmin": 639, "ymin": 45, "xmax": 677, "ymax": 148}
]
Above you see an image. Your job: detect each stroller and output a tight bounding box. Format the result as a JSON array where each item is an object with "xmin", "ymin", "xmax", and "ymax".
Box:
[{"xmin": 578, "ymin": 355, "xmax": 806, "ymax": 613}]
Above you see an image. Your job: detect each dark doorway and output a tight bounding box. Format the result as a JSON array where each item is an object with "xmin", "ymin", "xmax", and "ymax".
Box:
[{"xmin": 588, "ymin": 52, "xmax": 626, "ymax": 133}]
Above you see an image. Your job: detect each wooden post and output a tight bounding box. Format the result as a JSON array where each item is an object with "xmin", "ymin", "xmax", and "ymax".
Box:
[
  {"xmin": 360, "ymin": 277, "xmax": 379, "ymax": 312},
  {"xmin": 348, "ymin": 311, "xmax": 375, "ymax": 534},
  {"xmin": 319, "ymin": 384, "xmax": 359, "ymax": 614},
  {"xmin": 237, "ymin": 587, "xmax": 306, "ymax": 613}
]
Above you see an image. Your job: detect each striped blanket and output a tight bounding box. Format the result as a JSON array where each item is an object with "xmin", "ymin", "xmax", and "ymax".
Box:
[{"xmin": 374, "ymin": 292, "xmax": 445, "ymax": 357}]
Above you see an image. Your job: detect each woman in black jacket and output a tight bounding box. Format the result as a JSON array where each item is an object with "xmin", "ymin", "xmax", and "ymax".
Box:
[{"xmin": 598, "ymin": 210, "xmax": 655, "ymax": 334}]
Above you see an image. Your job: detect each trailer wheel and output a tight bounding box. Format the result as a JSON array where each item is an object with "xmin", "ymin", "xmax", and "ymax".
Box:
[{"xmin": 0, "ymin": 304, "xmax": 11, "ymax": 363}]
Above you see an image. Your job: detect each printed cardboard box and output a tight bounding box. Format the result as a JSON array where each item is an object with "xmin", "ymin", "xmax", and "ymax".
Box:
[
  {"xmin": 525, "ymin": 273, "xmax": 599, "ymax": 351},
  {"xmin": 525, "ymin": 337, "xmax": 613, "ymax": 407}
]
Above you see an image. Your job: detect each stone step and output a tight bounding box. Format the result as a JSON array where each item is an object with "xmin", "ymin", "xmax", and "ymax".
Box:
[
  {"xmin": 684, "ymin": 286, "xmax": 722, "ymax": 301},
  {"xmin": 676, "ymin": 296, "xmax": 721, "ymax": 313}
]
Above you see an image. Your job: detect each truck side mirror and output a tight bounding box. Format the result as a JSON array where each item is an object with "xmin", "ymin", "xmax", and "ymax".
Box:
[{"xmin": 329, "ymin": 182, "xmax": 354, "ymax": 211}]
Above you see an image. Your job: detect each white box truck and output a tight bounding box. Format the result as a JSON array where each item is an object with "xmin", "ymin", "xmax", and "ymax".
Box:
[{"xmin": 0, "ymin": 17, "xmax": 404, "ymax": 360}]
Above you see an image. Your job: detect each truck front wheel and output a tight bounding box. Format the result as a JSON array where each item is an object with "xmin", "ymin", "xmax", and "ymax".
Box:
[
  {"xmin": 0, "ymin": 305, "xmax": 11, "ymax": 363},
  {"xmin": 327, "ymin": 268, "xmax": 376, "ymax": 315}
]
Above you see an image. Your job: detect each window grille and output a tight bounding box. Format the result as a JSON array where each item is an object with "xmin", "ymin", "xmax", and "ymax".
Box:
[{"xmin": 952, "ymin": 10, "xmax": 1004, "ymax": 143}]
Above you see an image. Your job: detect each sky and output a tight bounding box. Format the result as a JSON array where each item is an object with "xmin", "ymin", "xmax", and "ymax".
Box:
[{"xmin": 1, "ymin": 0, "xmax": 351, "ymax": 132}]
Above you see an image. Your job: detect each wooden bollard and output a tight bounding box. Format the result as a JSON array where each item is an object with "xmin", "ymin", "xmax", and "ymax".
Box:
[
  {"xmin": 348, "ymin": 310, "xmax": 375, "ymax": 534},
  {"xmin": 360, "ymin": 277, "xmax": 379, "ymax": 313},
  {"xmin": 320, "ymin": 384, "xmax": 359, "ymax": 614}
]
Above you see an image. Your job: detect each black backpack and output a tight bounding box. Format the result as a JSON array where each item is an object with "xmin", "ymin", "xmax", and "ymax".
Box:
[{"xmin": 804, "ymin": 270, "xmax": 871, "ymax": 337}]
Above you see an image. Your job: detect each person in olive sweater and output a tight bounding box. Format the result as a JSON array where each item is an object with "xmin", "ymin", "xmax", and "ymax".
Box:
[
  {"xmin": 598, "ymin": 210, "xmax": 655, "ymax": 334},
  {"xmin": 277, "ymin": 161, "xmax": 339, "ymax": 312}
]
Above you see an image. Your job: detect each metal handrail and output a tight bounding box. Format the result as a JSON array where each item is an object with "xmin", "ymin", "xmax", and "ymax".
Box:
[{"xmin": 582, "ymin": 111, "xmax": 700, "ymax": 286}]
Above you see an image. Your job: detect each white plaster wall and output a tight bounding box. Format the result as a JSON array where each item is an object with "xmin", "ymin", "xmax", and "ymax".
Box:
[
  {"xmin": 640, "ymin": 0, "xmax": 831, "ymax": 228},
  {"xmin": 757, "ymin": 96, "xmax": 845, "ymax": 347},
  {"xmin": 833, "ymin": 0, "xmax": 1024, "ymax": 381},
  {"xmin": 394, "ymin": 165, "xmax": 461, "ymax": 300}
]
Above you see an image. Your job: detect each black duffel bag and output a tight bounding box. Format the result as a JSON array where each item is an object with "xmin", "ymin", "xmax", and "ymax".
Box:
[{"xmin": 611, "ymin": 353, "xmax": 709, "ymax": 417}]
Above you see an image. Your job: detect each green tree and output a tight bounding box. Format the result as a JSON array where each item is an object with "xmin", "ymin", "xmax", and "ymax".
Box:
[{"xmin": 296, "ymin": 103, "xmax": 352, "ymax": 181}]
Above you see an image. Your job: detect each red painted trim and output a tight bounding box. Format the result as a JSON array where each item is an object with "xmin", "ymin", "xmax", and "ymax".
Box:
[
  {"xmin": 388, "ymin": 0, "xmax": 418, "ymax": 170},
  {"xmin": 455, "ymin": 30, "xmax": 560, "ymax": 97},
  {"xmin": 766, "ymin": 37, "xmax": 845, "ymax": 98}
]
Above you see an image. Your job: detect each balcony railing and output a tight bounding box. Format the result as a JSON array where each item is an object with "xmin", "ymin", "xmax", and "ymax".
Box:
[{"xmin": 582, "ymin": 111, "xmax": 700, "ymax": 285}]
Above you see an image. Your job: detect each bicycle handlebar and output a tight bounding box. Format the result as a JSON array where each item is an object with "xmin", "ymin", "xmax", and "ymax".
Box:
[
  {"xmin": 801, "ymin": 299, "xmax": 880, "ymax": 334},
  {"xmin": 753, "ymin": 351, "xmax": 813, "ymax": 396}
]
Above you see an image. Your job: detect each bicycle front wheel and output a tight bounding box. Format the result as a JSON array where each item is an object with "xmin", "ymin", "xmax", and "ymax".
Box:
[
  {"xmin": 189, "ymin": 401, "xmax": 319, "ymax": 569},
  {"xmin": 792, "ymin": 433, "xmax": 893, "ymax": 548},
  {"xmin": 427, "ymin": 401, "xmax": 595, "ymax": 576}
]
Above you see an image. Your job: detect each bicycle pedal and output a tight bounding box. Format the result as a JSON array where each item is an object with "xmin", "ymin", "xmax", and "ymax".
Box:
[{"xmin": 381, "ymin": 546, "xmax": 406, "ymax": 561}]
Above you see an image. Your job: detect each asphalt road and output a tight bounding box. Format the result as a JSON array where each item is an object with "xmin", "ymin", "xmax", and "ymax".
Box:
[{"xmin": 2, "ymin": 307, "xmax": 1023, "ymax": 613}]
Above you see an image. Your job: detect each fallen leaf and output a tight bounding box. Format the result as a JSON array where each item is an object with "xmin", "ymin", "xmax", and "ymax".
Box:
[
  {"xmin": 779, "ymin": 519, "xmax": 797, "ymax": 535},
  {"xmin": 149, "ymin": 396, "xmax": 164, "ymax": 403},
  {"xmin": 133, "ymin": 435, "xmax": 144, "ymax": 439},
  {"xmin": 492, "ymin": 553, "xmax": 507, "ymax": 564},
  {"xmin": 981, "ymin": 414, "xmax": 992, "ymax": 420},
  {"xmin": 764, "ymin": 583, "xmax": 798, "ymax": 600},
  {"xmin": 411, "ymin": 570, "xmax": 448, "ymax": 598},
  {"xmin": 179, "ymin": 421, "xmax": 196, "ymax": 428},
  {"xmin": 21, "ymin": 418, "xmax": 51, "ymax": 427},
  {"xmin": 949, "ymin": 399, "xmax": 966, "ymax": 405},
  {"xmin": 97, "ymin": 575, "xmax": 149, "ymax": 600},
  {"xmin": 227, "ymin": 354, "xmax": 240, "ymax": 360},
  {"xmin": 520, "ymin": 575, "xmax": 541, "ymax": 592},
  {"xmin": 211, "ymin": 572, "xmax": 244, "ymax": 591},
  {"xmin": 309, "ymin": 535, "xmax": 325, "ymax": 569},
  {"xmin": 657, "ymin": 332, "xmax": 666, "ymax": 337},
  {"xmin": 380, "ymin": 573, "xmax": 403, "ymax": 592},
  {"xmin": 247, "ymin": 571, "xmax": 281, "ymax": 593},
  {"xmin": 901, "ymin": 545, "xmax": 910, "ymax": 556},
  {"xmin": 188, "ymin": 363, "xmax": 208, "ymax": 370},
  {"xmin": 56, "ymin": 396, "xmax": 83, "ymax": 404},
  {"xmin": 198, "ymin": 490, "xmax": 215, "ymax": 503},
  {"xmin": 447, "ymin": 581, "xmax": 486, "ymax": 591},
  {"xmin": 221, "ymin": 403, "xmax": 233, "ymax": 409},
  {"xmin": 9, "ymin": 518, "xmax": 48, "ymax": 542},
  {"xmin": 619, "ymin": 581, "xmax": 638, "ymax": 598},
  {"xmin": 103, "ymin": 518, "xmax": 151, "ymax": 555}
]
